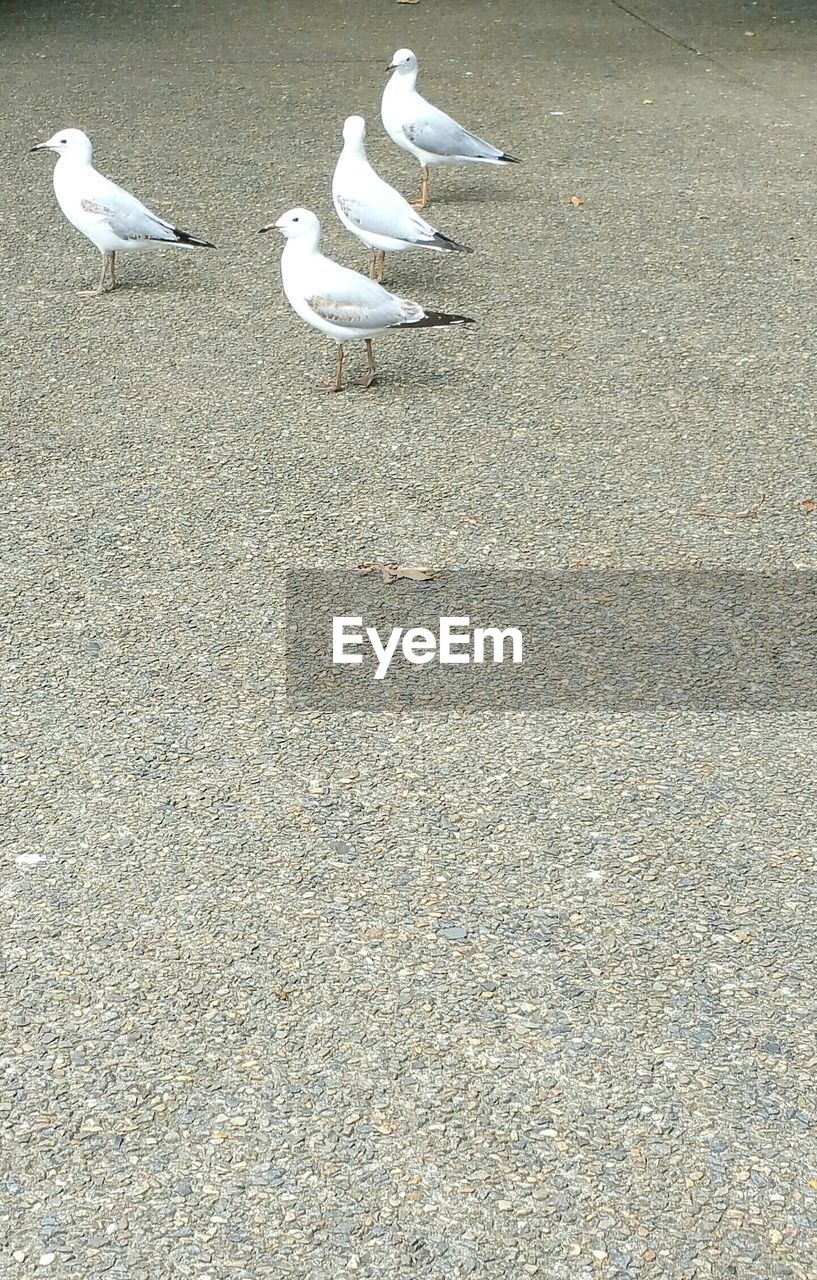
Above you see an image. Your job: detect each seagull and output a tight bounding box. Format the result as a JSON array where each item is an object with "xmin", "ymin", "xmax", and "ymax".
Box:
[
  {"xmin": 332, "ymin": 115, "xmax": 472, "ymax": 283},
  {"xmin": 381, "ymin": 49, "xmax": 520, "ymax": 210},
  {"xmin": 30, "ymin": 127, "xmax": 215, "ymax": 294},
  {"xmin": 258, "ymin": 208, "xmax": 474, "ymax": 392}
]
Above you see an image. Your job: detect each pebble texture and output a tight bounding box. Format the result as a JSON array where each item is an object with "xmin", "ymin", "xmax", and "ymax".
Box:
[{"xmin": 2, "ymin": 1, "xmax": 817, "ymax": 1278}]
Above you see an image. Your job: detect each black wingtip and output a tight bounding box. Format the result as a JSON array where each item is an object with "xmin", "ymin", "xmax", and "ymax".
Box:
[
  {"xmin": 174, "ymin": 227, "xmax": 217, "ymax": 248},
  {"xmin": 428, "ymin": 232, "xmax": 473, "ymax": 254},
  {"xmin": 500, "ymin": 153, "xmax": 521, "ymax": 164},
  {"xmin": 403, "ymin": 310, "xmax": 476, "ymax": 330}
]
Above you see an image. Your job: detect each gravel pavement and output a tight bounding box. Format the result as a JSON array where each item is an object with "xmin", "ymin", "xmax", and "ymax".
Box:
[{"xmin": 2, "ymin": 1, "xmax": 816, "ymax": 1277}]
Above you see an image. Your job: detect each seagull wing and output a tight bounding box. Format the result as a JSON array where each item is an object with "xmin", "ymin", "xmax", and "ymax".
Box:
[
  {"xmin": 335, "ymin": 183, "xmax": 439, "ymax": 245},
  {"xmin": 306, "ymin": 260, "xmax": 423, "ymax": 332},
  {"xmin": 80, "ymin": 171, "xmax": 183, "ymax": 244},
  {"xmin": 403, "ymin": 98, "xmax": 505, "ymax": 161}
]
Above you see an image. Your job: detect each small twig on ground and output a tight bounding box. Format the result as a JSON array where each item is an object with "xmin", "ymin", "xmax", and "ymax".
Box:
[
  {"xmin": 358, "ymin": 562, "xmax": 439, "ymax": 583},
  {"xmin": 691, "ymin": 493, "xmax": 768, "ymax": 520}
]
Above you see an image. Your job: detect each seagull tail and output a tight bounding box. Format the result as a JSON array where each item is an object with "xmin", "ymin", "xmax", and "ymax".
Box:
[
  {"xmin": 401, "ymin": 310, "xmax": 475, "ymax": 330},
  {"xmin": 171, "ymin": 227, "xmax": 217, "ymax": 249},
  {"xmin": 426, "ymin": 232, "xmax": 473, "ymax": 254}
]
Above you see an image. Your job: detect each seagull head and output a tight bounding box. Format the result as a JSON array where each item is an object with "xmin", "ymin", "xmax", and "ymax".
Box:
[
  {"xmin": 342, "ymin": 115, "xmax": 367, "ymax": 148},
  {"xmin": 258, "ymin": 207, "xmax": 320, "ymax": 243},
  {"xmin": 30, "ymin": 127, "xmax": 92, "ymax": 161},
  {"xmin": 387, "ymin": 48, "xmax": 418, "ymax": 76}
]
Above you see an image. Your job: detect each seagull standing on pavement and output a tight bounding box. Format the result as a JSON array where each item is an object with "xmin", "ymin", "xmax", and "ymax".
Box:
[
  {"xmin": 381, "ymin": 49, "xmax": 520, "ymax": 211},
  {"xmin": 30, "ymin": 127, "xmax": 215, "ymax": 294},
  {"xmin": 259, "ymin": 207, "xmax": 474, "ymax": 392},
  {"xmin": 332, "ymin": 115, "xmax": 472, "ymax": 282}
]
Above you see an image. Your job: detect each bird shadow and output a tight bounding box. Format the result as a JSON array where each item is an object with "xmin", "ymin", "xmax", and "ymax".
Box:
[
  {"xmin": 303, "ymin": 359, "xmax": 466, "ymax": 396},
  {"xmin": 372, "ymin": 361, "xmax": 468, "ymax": 393},
  {"xmin": 62, "ymin": 273, "xmax": 212, "ymax": 301},
  {"xmin": 429, "ymin": 181, "xmax": 521, "ymax": 208}
]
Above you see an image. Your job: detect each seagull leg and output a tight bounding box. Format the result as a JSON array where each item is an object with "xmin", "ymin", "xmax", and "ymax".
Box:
[
  {"xmin": 369, "ymin": 250, "xmax": 378, "ymax": 281},
  {"xmin": 411, "ymin": 167, "xmax": 430, "ymax": 211},
  {"xmin": 363, "ymin": 340, "xmax": 376, "ymax": 390},
  {"xmin": 375, "ymin": 251, "xmax": 386, "ymax": 283},
  {"xmin": 80, "ymin": 251, "xmax": 117, "ymax": 296},
  {"xmin": 321, "ymin": 346, "xmax": 345, "ymax": 393}
]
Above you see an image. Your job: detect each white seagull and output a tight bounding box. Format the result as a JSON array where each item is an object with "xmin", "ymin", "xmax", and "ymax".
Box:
[
  {"xmin": 381, "ymin": 49, "xmax": 520, "ymax": 210},
  {"xmin": 332, "ymin": 115, "xmax": 472, "ymax": 283},
  {"xmin": 30, "ymin": 127, "xmax": 215, "ymax": 294},
  {"xmin": 258, "ymin": 207, "xmax": 474, "ymax": 392}
]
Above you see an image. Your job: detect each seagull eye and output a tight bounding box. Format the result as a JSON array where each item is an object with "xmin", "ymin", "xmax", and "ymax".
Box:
[
  {"xmin": 292, "ymin": 217, "xmax": 299, "ymax": 223},
  {"xmin": 59, "ymin": 138, "xmax": 67, "ymax": 143}
]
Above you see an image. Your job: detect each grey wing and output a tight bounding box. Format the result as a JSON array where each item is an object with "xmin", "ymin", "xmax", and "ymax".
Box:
[
  {"xmin": 308, "ymin": 266, "xmax": 423, "ymax": 331},
  {"xmin": 336, "ymin": 191, "xmax": 436, "ymax": 244},
  {"xmin": 81, "ymin": 183, "xmax": 178, "ymax": 243},
  {"xmin": 404, "ymin": 102, "xmax": 504, "ymax": 161}
]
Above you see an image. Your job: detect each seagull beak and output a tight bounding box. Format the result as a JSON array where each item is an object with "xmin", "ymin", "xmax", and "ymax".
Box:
[
  {"xmin": 257, "ymin": 223, "xmax": 280, "ymax": 234},
  {"xmin": 386, "ymin": 63, "xmax": 396, "ymax": 72},
  {"xmin": 29, "ymin": 143, "xmax": 47, "ymax": 153}
]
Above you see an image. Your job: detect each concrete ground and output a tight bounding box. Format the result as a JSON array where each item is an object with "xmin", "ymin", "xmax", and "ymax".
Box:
[{"xmin": 1, "ymin": 1, "xmax": 816, "ymax": 1277}]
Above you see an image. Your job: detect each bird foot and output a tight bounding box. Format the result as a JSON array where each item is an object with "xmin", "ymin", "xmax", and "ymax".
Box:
[{"xmin": 410, "ymin": 198, "xmax": 429, "ymax": 211}]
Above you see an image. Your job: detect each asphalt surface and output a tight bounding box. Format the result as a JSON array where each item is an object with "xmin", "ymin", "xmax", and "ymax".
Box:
[{"xmin": 1, "ymin": 1, "xmax": 816, "ymax": 1278}]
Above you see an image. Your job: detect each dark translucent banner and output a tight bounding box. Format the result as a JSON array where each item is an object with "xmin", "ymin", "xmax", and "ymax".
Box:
[{"xmin": 285, "ymin": 571, "xmax": 816, "ymax": 711}]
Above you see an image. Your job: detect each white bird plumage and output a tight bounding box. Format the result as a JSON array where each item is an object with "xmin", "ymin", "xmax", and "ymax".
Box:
[
  {"xmin": 381, "ymin": 49, "xmax": 520, "ymax": 210},
  {"xmin": 31, "ymin": 127, "xmax": 215, "ymax": 293},
  {"xmin": 332, "ymin": 115, "xmax": 472, "ymax": 282},
  {"xmin": 259, "ymin": 208, "xmax": 474, "ymax": 392}
]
